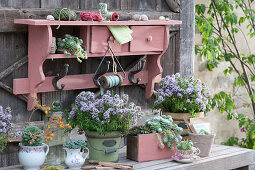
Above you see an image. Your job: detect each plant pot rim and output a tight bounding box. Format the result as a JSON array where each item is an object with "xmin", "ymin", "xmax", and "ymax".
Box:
[
  {"xmin": 63, "ymin": 147, "xmax": 83, "ymax": 150},
  {"xmin": 19, "ymin": 143, "xmax": 46, "ymax": 148},
  {"xmin": 189, "ymin": 132, "xmax": 216, "ymax": 137},
  {"xmin": 162, "ymin": 111, "xmax": 204, "ymax": 114},
  {"xmin": 85, "ymin": 131, "xmax": 122, "ymax": 138}
]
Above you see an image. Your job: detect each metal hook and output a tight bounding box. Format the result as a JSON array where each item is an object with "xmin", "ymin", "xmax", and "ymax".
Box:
[
  {"xmin": 128, "ymin": 59, "xmax": 146, "ymax": 84},
  {"xmin": 93, "ymin": 61, "xmax": 110, "ymax": 87},
  {"xmin": 52, "ymin": 64, "xmax": 69, "ymax": 91}
]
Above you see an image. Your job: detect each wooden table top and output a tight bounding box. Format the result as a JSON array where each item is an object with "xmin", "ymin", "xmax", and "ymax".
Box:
[
  {"xmin": 1, "ymin": 144, "xmax": 254, "ymax": 170},
  {"xmin": 117, "ymin": 144, "xmax": 254, "ymax": 170}
]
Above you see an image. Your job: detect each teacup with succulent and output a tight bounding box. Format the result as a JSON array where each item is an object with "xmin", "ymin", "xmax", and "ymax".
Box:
[{"xmin": 172, "ymin": 140, "xmax": 200, "ymax": 162}]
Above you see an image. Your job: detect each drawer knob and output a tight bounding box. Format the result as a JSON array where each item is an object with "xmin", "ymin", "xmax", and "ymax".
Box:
[{"xmin": 147, "ymin": 36, "xmax": 153, "ymax": 42}]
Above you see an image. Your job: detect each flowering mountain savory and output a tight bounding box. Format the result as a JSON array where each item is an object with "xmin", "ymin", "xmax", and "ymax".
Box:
[
  {"xmin": 68, "ymin": 91, "xmax": 144, "ymax": 135},
  {"xmin": 154, "ymin": 73, "xmax": 211, "ymax": 116},
  {"xmin": 0, "ymin": 106, "xmax": 21, "ymax": 152}
]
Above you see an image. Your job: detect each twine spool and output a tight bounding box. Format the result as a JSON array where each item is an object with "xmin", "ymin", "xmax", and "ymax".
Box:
[
  {"xmin": 98, "ymin": 3, "xmax": 108, "ymax": 20},
  {"xmin": 99, "ymin": 74, "xmax": 123, "ymax": 89}
]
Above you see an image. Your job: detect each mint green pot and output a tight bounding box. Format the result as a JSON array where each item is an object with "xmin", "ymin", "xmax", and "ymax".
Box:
[{"xmin": 85, "ymin": 131, "xmax": 121, "ymax": 162}]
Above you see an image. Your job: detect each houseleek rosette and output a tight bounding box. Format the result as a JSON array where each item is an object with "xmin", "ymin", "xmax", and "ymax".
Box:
[{"xmin": 57, "ymin": 34, "xmax": 87, "ymax": 63}]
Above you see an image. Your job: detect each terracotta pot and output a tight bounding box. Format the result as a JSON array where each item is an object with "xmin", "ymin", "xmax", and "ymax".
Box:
[
  {"xmin": 127, "ymin": 133, "xmax": 177, "ymax": 162},
  {"xmin": 189, "ymin": 133, "xmax": 216, "ymax": 157}
]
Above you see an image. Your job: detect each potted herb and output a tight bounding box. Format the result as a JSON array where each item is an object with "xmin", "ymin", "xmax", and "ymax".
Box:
[
  {"xmin": 63, "ymin": 140, "xmax": 89, "ymax": 169},
  {"xmin": 127, "ymin": 115, "xmax": 183, "ymax": 162},
  {"xmin": 0, "ymin": 106, "xmax": 20, "ymax": 153},
  {"xmin": 18, "ymin": 126, "xmax": 49, "ymax": 170},
  {"xmin": 67, "ymin": 91, "xmax": 144, "ymax": 162},
  {"xmin": 154, "ymin": 73, "xmax": 211, "ymax": 136}
]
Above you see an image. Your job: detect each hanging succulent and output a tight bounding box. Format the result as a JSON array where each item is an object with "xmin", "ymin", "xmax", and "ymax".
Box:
[
  {"xmin": 52, "ymin": 8, "xmax": 77, "ymax": 21},
  {"xmin": 57, "ymin": 34, "xmax": 87, "ymax": 63}
]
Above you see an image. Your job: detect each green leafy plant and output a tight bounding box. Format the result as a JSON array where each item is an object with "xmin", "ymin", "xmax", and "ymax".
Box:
[
  {"xmin": 154, "ymin": 73, "xmax": 211, "ymax": 117},
  {"xmin": 177, "ymin": 140, "xmax": 193, "ymax": 150},
  {"xmin": 129, "ymin": 115, "xmax": 183, "ymax": 150},
  {"xmin": 22, "ymin": 126, "xmax": 43, "ymax": 146},
  {"xmin": 196, "ymin": 0, "xmax": 255, "ymax": 149},
  {"xmin": 57, "ymin": 34, "xmax": 87, "ymax": 63},
  {"xmin": 63, "ymin": 140, "xmax": 86, "ymax": 149}
]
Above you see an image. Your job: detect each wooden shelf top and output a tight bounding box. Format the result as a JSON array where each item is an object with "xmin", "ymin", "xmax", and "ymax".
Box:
[
  {"xmin": 14, "ymin": 19, "xmax": 182, "ymax": 26},
  {"xmin": 47, "ymin": 51, "xmax": 161, "ymax": 59}
]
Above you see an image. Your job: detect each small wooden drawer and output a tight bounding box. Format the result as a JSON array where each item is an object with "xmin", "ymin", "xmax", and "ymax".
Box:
[
  {"xmin": 130, "ymin": 26, "xmax": 165, "ymax": 52},
  {"xmin": 90, "ymin": 26, "xmax": 128, "ymax": 53}
]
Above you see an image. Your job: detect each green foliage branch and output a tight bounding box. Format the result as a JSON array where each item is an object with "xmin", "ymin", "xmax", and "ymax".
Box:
[{"xmin": 196, "ymin": 0, "xmax": 255, "ymax": 149}]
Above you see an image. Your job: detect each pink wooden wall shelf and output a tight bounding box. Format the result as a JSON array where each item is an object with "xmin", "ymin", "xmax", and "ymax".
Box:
[{"xmin": 13, "ymin": 19, "xmax": 182, "ymax": 110}]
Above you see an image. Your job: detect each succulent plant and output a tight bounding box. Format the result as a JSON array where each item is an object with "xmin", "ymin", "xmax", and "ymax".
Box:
[
  {"xmin": 129, "ymin": 115, "xmax": 183, "ymax": 149},
  {"xmin": 57, "ymin": 34, "xmax": 87, "ymax": 63},
  {"xmin": 22, "ymin": 126, "xmax": 43, "ymax": 146},
  {"xmin": 63, "ymin": 140, "xmax": 86, "ymax": 149},
  {"xmin": 177, "ymin": 140, "xmax": 193, "ymax": 150}
]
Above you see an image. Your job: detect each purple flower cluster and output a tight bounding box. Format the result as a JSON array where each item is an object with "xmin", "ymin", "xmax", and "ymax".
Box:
[
  {"xmin": 69, "ymin": 91, "xmax": 144, "ymax": 134},
  {"xmin": 0, "ymin": 106, "xmax": 13, "ymax": 135},
  {"xmin": 154, "ymin": 73, "xmax": 211, "ymax": 113}
]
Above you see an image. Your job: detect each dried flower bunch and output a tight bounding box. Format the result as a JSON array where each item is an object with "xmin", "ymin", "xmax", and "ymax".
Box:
[
  {"xmin": 68, "ymin": 91, "xmax": 144, "ymax": 135},
  {"xmin": 154, "ymin": 73, "xmax": 211, "ymax": 116}
]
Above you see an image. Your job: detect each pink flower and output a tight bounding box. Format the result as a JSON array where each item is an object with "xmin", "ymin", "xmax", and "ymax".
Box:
[{"xmin": 240, "ymin": 126, "xmax": 246, "ymax": 132}]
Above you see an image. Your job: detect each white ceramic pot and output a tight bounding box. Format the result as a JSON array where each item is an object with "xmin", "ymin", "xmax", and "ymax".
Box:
[
  {"xmin": 64, "ymin": 147, "xmax": 89, "ymax": 169},
  {"xmin": 18, "ymin": 143, "xmax": 49, "ymax": 170}
]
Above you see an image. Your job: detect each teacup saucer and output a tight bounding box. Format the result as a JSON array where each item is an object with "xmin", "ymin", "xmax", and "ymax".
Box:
[{"xmin": 172, "ymin": 154, "xmax": 199, "ymax": 164}]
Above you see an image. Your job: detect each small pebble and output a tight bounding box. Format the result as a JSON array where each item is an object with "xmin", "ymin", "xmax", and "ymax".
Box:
[
  {"xmin": 46, "ymin": 15, "xmax": 55, "ymax": 21},
  {"xmin": 133, "ymin": 14, "xmax": 141, "ymax": 21},
  {"xmin": 141, "ymin": 14, "xmax": 149, "ymax": 21},
  {"xmin": 158, "ymin": 16, "xmax": 165, "ymax": 21}
]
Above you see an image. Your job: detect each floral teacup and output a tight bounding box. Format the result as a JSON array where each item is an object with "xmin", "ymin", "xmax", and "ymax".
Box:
[{"xmin": 177, "ymin": 147, "xmax": 200, "ymax": 159}]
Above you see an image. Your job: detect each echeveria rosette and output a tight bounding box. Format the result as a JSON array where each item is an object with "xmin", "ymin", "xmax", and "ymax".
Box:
[
  {"xmin": 154, "ymin": 73, "xmax": 211, "ymax": 116},
  {"xmin": 68, "ymin": 91, "xmax": 144, "ymax": 135}
]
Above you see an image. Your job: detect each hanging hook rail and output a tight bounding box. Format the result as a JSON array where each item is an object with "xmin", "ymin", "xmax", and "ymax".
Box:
[
  {"xmin": 52, "ymin": 64, "xmax": 69, "ymax": 91},
  {"xmin": 128, "ymin": 59, "xmax": 146, "ymax": 84}
]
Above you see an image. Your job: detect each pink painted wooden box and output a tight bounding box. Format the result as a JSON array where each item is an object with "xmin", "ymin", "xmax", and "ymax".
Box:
[{"xmin": 127, "ymin": 133, "xmax": 177, "ymax": 162}]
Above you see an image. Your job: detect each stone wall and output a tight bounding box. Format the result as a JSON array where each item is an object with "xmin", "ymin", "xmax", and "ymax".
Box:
[{"xmin": 195, "ymin": 0, "xmax": 255, "ymax": 144}]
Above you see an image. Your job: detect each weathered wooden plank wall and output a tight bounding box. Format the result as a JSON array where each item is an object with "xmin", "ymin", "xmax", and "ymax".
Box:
[{"xmin": 0, "ymin": 0, "xmax": 194, "ymax": 167}]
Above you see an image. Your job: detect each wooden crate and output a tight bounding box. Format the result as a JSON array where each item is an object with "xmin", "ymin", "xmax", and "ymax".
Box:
[{"xmin": 127, "ymin": 133, "xmax": 177, "ymax": 162}]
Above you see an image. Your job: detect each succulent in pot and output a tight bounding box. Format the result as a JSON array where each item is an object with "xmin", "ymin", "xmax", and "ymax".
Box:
[
  {"xmin": 19, "ymin": 126, "xmax": 49, "ymax": 170},
  {"xmin": 127, "ymin": 115, "xmax": 183, "ymax": 162},
  {"xmin": 176, "ymin": 140, "xmax": 200, "ymax": 159},
  {"xmin": 57, "ymin": 34, "xmax": 87, "ymax": 63},
  {"xmin": 63, "ymin": 140, "xmax": 89, "ymax": 169},
  {"xmin": 67, "ymin": 90, "xmax": 144, "ymax": 162}
]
